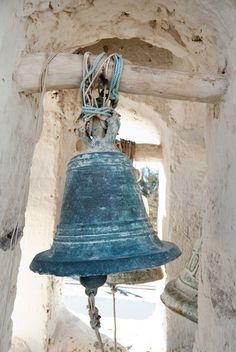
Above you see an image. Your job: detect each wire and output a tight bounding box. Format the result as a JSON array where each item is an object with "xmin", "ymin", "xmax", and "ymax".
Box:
[{"xmin": 111, "ymin": 285, "xmax": 118, "ymax": 352}]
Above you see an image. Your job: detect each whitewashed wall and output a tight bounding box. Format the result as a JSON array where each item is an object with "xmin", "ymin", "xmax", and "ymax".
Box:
[
  {"xmin": 11, "ymin": 92, "xmax": 65, "ymax": 352},
  {"xmin": 194, "ymin": 40, "xmax": 236, "ymax": 352},
  {"xmin": 0, "ymin": 2, "xmax": 37, "ymax": 351}
]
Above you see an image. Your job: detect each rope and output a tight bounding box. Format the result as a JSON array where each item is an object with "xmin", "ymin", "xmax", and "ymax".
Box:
[
  {"xmin": 79, "ymin": 52, "xmax": 123, "ymax": 136},
  {"xmin": 87, "ymin": 292, "xmax": 105, "ymax": 352},
  {"xmin": 111, "ymin": 285, "xmax": 118, "ymax": 352}
]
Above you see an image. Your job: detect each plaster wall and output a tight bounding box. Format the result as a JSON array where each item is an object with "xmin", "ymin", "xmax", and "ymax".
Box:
[
  {"xmin": 11, "ymin": 94, "xmax": 64, "ymax": 352},
  {"xmin": 194, "ymin": 42, "xmax": 236, "ymax": 352},
  {"xmin": 0, "ymin": 2, "xmax": 38, "ymax": 351},
  {"xmin": 162, "ymin": 101, "xmax": 207, "ymax": 352}
]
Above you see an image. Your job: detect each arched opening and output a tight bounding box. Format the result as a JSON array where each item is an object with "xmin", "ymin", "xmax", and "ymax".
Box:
[{"xmin": 12, "ymin": 37, "xmax": 207, "ymax": 351}]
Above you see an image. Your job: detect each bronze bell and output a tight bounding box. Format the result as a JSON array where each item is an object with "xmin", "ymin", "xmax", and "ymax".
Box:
[
  {"xmin": 160, "ymin": 238, "xmax": 201, "ymax": 323},
  {"xmin": 30, "ymin": 114, "xmax": 181, "ymax": 291}
]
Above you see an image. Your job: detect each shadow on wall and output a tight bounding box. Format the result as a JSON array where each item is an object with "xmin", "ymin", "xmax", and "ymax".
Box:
[{"xmin": 166, "ymin": 310, "xmax": 197, "ymax": 352}]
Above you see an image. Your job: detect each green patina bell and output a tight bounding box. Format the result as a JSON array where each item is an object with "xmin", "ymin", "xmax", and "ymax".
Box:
[
  {"xmin": 30, "ymin": 114, "xmax": 181, "ymax": 289},
  {"xmin": 160, "ymin": 238, "xmax": 201, "ymax": 323}
]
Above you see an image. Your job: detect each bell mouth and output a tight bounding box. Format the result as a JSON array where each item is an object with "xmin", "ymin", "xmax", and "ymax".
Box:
[
  {"xmin": 160, "ymin": 280, "xmax": 198, "ymax": 323},
  {"xmin": 30, "ymin": 240, "xmax": 181, "ymax": 278}
]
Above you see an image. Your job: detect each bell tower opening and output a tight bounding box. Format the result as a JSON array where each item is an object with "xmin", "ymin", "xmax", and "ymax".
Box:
[{"xmin": 11, "ymin": 34, "xmax": 206, "ymax": 352}]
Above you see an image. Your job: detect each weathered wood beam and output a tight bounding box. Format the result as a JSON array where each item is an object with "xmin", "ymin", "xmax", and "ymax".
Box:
[
  {"xmin": 76, "ymin": 140, "xmax": 163, "ymax": 161},
  {"xmin": 14, "ymin": 53, "xmax": 228, "ymax": 103},
  {"xmin": 134, "ymin": 144, "xmax": 163, "ymax": 161}
]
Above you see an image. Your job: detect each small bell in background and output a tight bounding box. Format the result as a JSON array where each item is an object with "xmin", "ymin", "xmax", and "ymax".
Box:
[{"xmin": 160, "ymin": 238, "xmax": 202, "ymax": 323}]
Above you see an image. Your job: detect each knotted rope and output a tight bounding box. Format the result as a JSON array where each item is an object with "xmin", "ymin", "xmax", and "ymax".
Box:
[
  {"xmin": 80, "ymin": 52, "xmax": 123, "ymax": 136},
  {"xmin": 87, "ymin": 291, "xmax": 105, "ymax": 352}
]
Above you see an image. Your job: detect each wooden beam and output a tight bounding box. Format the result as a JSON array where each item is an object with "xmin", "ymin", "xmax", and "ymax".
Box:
[
  {"xmin": 134, "ymin": 144, "xmax": 163, "ymax": 161},
  {"xmin": 76, "ymin": 140, "xmax": 163, "ymax": 161},
  {"xmin": 14, "ymin": 53, "xmax": 228, "ymax": 103}
]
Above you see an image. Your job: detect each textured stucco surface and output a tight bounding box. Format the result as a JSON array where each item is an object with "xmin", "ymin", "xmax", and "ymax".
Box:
[
  {"xmin": 0, "ymin": 2, "xmax": 37, "ymax": 351},
  {"xmin": 11, "ymin": 95, "xmax": 64, "ymax": 352},
  {"xmin": 0, "ymin": 0, "xmax": 236, "ymax": 351}
]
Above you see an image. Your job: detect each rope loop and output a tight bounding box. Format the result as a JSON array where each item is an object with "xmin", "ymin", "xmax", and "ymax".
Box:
[
  {"xmin": 88, "ymin": 292, "xmax": 102, "ymax": 330},
  {"xmin": 79, "ymin": 52, "xmax": 123, "ymax": 136}
]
